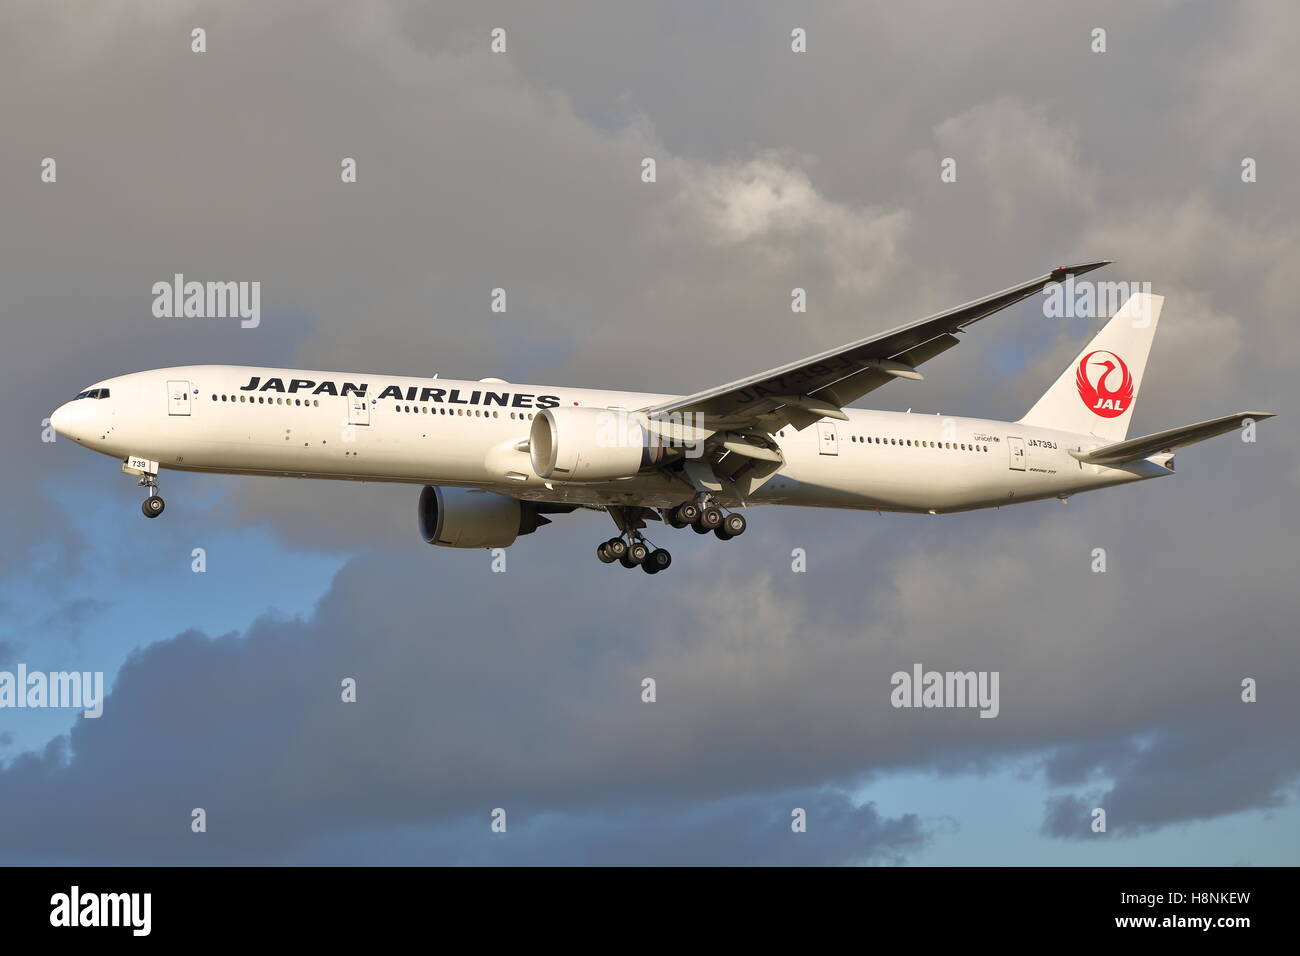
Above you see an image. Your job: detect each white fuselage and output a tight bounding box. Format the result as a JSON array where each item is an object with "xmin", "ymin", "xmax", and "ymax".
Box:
[{"xmin": 50, "ymin": 365, "xmax": 1170, "ymax": 514}]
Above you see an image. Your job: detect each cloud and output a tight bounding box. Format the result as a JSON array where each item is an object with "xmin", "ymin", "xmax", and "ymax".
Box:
[
  {"xmin": 1, "ymin": 463, "xmax": 1295, "ymax": 862},
  {"xmin": 1040, "ymin": 713, "xmax": 1299, "ymax": 839}
]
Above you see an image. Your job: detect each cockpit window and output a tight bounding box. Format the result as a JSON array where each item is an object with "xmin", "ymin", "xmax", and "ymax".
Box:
[
  {"xmin": 73, "ymin": 388, "xmax": 110, "ymax": 400},
  {"xmin": 96, "ymin": 389, "xmax": 109, "ymax": 398},
  {"xmin": 74, "ymin": 391, "xmax": 90, "ymax": 400}
]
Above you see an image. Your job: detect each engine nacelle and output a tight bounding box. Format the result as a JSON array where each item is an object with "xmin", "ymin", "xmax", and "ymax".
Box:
[
  {"xmin": 529, "ymin": 406, "xmax": 664, "ymax": 481},
  {"xmin": 418, "ymin": 486, "xmax": 553, "ymax": 549}
]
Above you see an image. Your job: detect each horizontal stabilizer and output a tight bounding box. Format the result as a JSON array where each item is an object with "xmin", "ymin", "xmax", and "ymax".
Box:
[{"xmin": 1069, "ymin": 412, "xmax": 1275, "ymax": 466}]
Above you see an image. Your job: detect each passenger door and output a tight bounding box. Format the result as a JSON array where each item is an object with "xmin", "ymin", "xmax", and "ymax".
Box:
[
  {"xmin": 817, "ymin": 421, "xmax": 839, "ymax": 456},
  {"xmin": 1007, "ymin": 435, "xmax": 1026, "ymax": 471},
  {"xmin": 167, "ymin": 380, "xmax": 191, "ymax": 416},
  {"xmin": 347, "ymin": 395, "xmax": 370, "ymax": 426}
]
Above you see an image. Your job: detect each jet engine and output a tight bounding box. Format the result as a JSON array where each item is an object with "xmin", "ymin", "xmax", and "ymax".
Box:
[
  {"xmin": 529, "ymin": 406, "xmax": 667, "ymax": 481},
  {"xmin": 418, "ymin": 485, "xmax": 572, "ymax": 549}
]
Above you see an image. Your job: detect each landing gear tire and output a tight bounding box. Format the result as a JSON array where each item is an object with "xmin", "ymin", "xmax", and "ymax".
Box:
[
  {"xmin": 642, "ymin": 548, "xmax": 672, "ymax": 574},
  {"xmin": 714, "ymin": 526, "xmax": 733, "ymax": 541},
  {"xmin": 673, "ymin": 502, "xmax": 700, "ymax": 527},
  {"xmin": 721, "ymin": 513, "xmax": 746, "ymax": 537},
  {"xmin": 627, "ymin": 541, "xmax": 649, "ymax": 565},
  {"xmin": 142, "ymin": 495, "xmax": 165, "ymax": 518},
  {"xmin": 604, "ymin": 537, "xmax": 628, "ymax": 559},
  {"xmin": 597, "ymin": 543, "xmax": 617, "ymax": 564},
  {"xmin": 694, "ymin": 506, "xmax": 723, "ymax": 532}
]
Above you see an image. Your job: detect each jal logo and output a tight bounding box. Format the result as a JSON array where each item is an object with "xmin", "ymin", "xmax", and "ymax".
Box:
[{"xmin": 1076, "ymin": 350, "xmax": 1133, "ymax": 418}]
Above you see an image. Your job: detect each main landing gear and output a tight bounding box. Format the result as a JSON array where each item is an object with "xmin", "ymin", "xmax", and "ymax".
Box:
[
  {"xmin": 597, "ymin": 506, "xmax": 672, "ymax": 574},
  {"xmin": 594, "ymin": 498, "xmax": 746, "ymax": 573},
  {"xmin": 139, "ymin": 475, "xmax": 165, "ymax": 518},
  {"xmin": 666, "ymin": 497, "xmax": 746, "ymax": 541},
  {"xmin": 596, "ymin": 535, "xmax": 672, "ymax": 574}
]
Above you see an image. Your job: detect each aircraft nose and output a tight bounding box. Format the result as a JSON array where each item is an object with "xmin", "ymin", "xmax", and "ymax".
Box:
[
  {"xmin": 50, "ymin": 401, "xmax": 89, "ymax": 441},
  {"xmin": 50, "ymin": 402, "xmax": 70, "ymax": 435}
]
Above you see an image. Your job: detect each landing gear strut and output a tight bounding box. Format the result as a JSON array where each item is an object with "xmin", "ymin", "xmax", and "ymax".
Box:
[{"xmin": 139, "ymin": 476, "xmax": 165, "ymax": 518}]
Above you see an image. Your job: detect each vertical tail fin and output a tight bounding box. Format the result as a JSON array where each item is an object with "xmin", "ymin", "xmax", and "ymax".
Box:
[{"xmin": 1020, "ymin": 292, "xmax": 1163, "ymax": 441}]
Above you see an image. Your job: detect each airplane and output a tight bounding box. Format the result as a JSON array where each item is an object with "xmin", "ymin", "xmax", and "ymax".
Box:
[{"xmin": 49, "ymin": 262, "xmax": 1273, "ymax": 574}]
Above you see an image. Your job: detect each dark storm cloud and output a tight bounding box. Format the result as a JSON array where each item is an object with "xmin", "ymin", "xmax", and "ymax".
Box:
[
  {"xmin": 0, "ymin": 468, "xmax": 1295, "ymax": 861},
  {"xmin": 0, "ymin": 553, "xmax": 934, "ymax": 863},
  {"xmin": 423, "ymin": 792, "xmax": 927, "ymax": 867},
  {"xmin": 1041, "ymin": 712, "xmax": 1299, "ymax": 839},
  {"xmin": 1, "ymin": 0, "xmax": 1297, "ymax": 864},
  {"xmin": 269, "ymin": 790, "xmax": 927, "ymax": 867}
]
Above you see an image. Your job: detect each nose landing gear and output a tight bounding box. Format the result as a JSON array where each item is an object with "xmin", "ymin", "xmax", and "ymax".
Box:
[
  {"xmin": 139, "ymin": 475, "xmax": 165, "ymax": 518},
  {"xmin": 124, "ymin": 457, "xmax": 166, "ymax": 518}
]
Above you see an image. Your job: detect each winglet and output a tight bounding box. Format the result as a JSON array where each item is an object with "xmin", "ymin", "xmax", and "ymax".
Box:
[{"xmin": 1049, "ymin": 260, "xmax": 1112, "ymax": 283}]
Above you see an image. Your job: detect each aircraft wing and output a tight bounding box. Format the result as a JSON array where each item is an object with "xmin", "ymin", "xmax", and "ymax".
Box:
[
  {"xmin": 1068, "ymin": 412, "xmax": 1275, "ymax": 466},
  {"xmin": 643, "ymin": 261, "xmax": 1111, "ymax": 431}
]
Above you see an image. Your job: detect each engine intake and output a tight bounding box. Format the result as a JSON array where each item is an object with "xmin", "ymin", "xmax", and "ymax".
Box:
[
  {"xmin": 418, "ymin": 486, "xmax": 573, "ymax": 549},
  {"xmin": 529, "ymin": 406, "xmax": 665, "ymax": 481}
]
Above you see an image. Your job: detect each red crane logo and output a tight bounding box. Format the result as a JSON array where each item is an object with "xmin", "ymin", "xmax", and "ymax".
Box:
[{"xmin": 1076, "ymin": 350, "xmax": 1133, "ymax": 418}]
